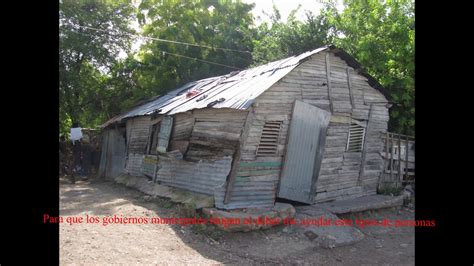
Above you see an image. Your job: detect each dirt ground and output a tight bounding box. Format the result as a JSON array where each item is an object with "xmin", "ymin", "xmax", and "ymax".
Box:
[{"xmin": 60, "ymin": 178, "xmax": 414, "ymax": 265}]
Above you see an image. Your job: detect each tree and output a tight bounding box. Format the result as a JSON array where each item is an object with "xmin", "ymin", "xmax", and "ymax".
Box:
[
  {"xmin": 252, "ymin": 1, "xmax": 414, "ymax": 135},
  {"xmin": 324, "ymin": 0, "xmax": 415, "ymax": 135},
  {"xmin": 252, "ymin": 5, "xmax": 331, "ymax": 65},
  {"xmin": 135, "ymin": 0, "xmax": 255, "ymax": 97},
  {"xmin": 59, "ymin": 0, "xmax": 135, "ymax": 134},
  {"xmin": 59, "ymin": 0, "xmax": 414, "ymax": 137}
]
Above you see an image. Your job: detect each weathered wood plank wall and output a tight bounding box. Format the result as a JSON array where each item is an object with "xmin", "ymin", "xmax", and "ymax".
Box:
[
  {"xmin": 234, "ymin": 51, "xmax": 389, "ymax": 204},
  {"xmin": 169, "ymin": 111, "xmax": 194, "ymax": 154},
  {"xmin": 186, "ymin": 108, "xmax": 247, "ymax": 160},
  {"xmin": 155, "ymin": 108, "xmax": 247, "ymax": 199}
]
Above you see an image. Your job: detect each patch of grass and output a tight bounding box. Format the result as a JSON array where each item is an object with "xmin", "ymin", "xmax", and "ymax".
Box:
[
  {"xmin": 152, "ymin": 197, "xmax": 176, "ymax": 209},
  {"xmin": 190, "ymin": 223, "xmax": 208, "ymax": 234},
  {"xmin": 189, "ymin": 222, "xmax": 223, "ymax": 241},
  {"xmin": 177, "ymin": 202, "xmax": 197, "ymax": 217},
  {"xmin": 207, "ymin": 226, "xmax": 224, "ymax": 240},
  {"xmin": 162, "ymin": 200, "xmax": 175, "ymax": 209},
  {"xmin": 378, "ymin": 184, "xmax": 403, "ymax": 196},
  {"xmin": 181, "ymin": 208, "xmax": 224, "ymax": 241},
  {"xmin": 403, "ymin": 194, "xmax": 415, "ymax": 207}
]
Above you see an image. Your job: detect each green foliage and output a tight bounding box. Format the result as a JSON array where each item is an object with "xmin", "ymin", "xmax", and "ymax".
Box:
[
  {"xmin": 135, "ymin": 0, "xmax": 255, "ymax": 96},
  {"xmin": 378, "ymin": 183, "xmax": 403, "ymax": 196},
  {"xmin": 251, "ymin": 1, "xmax": 414, "ymax": 135},
  {"xmin": 252, "ymin": 5, "xmax": 331, "ymax": 65},
  {"xmin": 59, "ymin": 0, "xmax": 415, "ymax": 136},
  {"xmin": 59, "ymin": 0, "xmax": 135, "ymax": 134}
]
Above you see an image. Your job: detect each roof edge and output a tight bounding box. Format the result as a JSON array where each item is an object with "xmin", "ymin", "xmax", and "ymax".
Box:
[{"xmin": 100, "ymin": 45, "xmax": 390, "ymax": 128}]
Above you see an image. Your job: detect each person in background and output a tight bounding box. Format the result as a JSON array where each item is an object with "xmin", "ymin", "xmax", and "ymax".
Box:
[
  {"xmin": 90, "ymin": 136, "xmax": 100, "ymax": 175},
  {"xmin": 59, "ymin": 134, "xmax": 74, "ymax": 181},
  {"xmin": 71, "ymin": 138, "xmax": 82, "ymax": 183},
  {"xmin": 81, "ymin": 134, "xmax": 92, "ymax": 177},
  {"xmin": 59, "ymin": 135, "xmax": 66, "ymax": 176}
]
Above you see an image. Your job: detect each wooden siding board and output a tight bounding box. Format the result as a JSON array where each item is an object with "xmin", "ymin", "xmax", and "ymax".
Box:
[{"xmin": 267, "ymin": 53, "xmax": 387, "ymax": 203}]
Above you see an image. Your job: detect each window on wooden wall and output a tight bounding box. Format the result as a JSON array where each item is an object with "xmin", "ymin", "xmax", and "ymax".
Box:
[
  {"xmin": 147, "ymin": 122, "xmax": 161, "ymax": 155},
  {"xmin": 256, "ymin": 121, "xmax": 282, "ymax": 156},
  {"xmin": 346, "ymin": 121, "xmax": 366, "ymax": 152}
]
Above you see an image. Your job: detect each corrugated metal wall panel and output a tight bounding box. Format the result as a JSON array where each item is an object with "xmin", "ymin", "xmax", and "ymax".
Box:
[
  {"xmin": 215, "ymin": 159, "xmax": 282, "ymax": 209},
  {"xmin": 99, "ymin": 128, "xmax": 126, "ymax": 179},
  {"xmin": 125, "ymin": 117, "xmax": 150, "ymax": 176},
  {"xmin": 97, "ymin": 130, "xmax": 109, "ymax": 178},
  {"xmin": 126, "ymin": 117, "xmax": 150, "ymax": 154},
  {"xmin": 142, "ymin": 155, "xmax": 158, "ymax": 178},
  {"xmin": 125, "ymin": 153, "xmax": 144, "ymax": 176},
  {"xmin": 155, "ymin": 156, "xmax": 232, "ymax": 195}
]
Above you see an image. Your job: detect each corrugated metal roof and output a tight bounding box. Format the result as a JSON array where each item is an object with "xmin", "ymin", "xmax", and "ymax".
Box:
[{"xmin": 101, "ymin": 46, "xmax": 330, "ymax": 128}]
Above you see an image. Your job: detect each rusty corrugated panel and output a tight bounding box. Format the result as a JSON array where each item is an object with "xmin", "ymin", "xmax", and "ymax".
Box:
[
  {"xmin": 154, "ymin": 156, "xmax": 232, "ymax": 195},
  {"xmin": 101, "ymin": 47, "xmax": 330, "ymax": 128}
]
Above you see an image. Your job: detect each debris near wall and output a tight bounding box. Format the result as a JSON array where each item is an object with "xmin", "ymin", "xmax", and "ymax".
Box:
[
  {"xmin": 295, "ymin": 194, "xmax": 408, "ymax": 248},
  {"xmin": 202, "ymin": 203, "xmax": 296, "ymax": 232},
  {"xmin": 114, "ymin": 174, "xmax": 214, "ymax": 209},
  {"xmin": 296, "ymin": 210, "xmax": 365, "ymax": 249}
]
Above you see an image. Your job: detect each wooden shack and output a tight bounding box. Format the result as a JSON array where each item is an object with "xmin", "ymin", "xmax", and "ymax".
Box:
[{"xmin": 98, "ymin": 45, "xmax": 391, "ymax": 209}]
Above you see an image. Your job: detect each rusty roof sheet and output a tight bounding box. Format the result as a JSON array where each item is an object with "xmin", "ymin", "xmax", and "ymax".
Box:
[{"xmin": 101, "ymin": 45, "xmax": 386, "ymax": 128}]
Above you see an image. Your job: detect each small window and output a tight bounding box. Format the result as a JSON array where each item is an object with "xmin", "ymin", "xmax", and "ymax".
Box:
[
  {"xmin": 257, "ymin": 121, "xmax": 282, "ymax": 156},
  {"xmin": 346, "ymin": 121, "xmax": 366, "ymax": 152}
]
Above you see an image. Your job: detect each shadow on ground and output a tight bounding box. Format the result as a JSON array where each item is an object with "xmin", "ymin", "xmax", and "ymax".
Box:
[{"xmin": 60, "ymin": 177, "xmax": 415, "ymax": 264}]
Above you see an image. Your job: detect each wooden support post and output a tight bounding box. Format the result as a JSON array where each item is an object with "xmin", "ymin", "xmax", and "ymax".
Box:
[
  {"xmin": 125, "ymin": 120, "xmax": 132, "ymax": 157},
  {"xmin": 102, "ymin": 130, "xmax": 110, "ymax": 179},
  {"xmin": 405, "ymin": 135, "xmax": 409, "ymax": 181},
  {"xmin": 153, "ymin": 156, "xmax": 159, "ymax": 183},
  {"xmin": 380, "ymin": 131, "xmax": 389, "ymax": 187},
  {"xmin": 398, "ymin": 135, "xmax": 402, "ymax": 184},
  {"xmin": 224, "ymin": 108, "xmax": 254, "ymax": 204},
  {"xmin": 146, "ymin": 124, "xmax": 154, "ymax": 154},
  {"xmin": 358, "ymin": 104, "xmax": 372, "ymax": 184},
  {"xmin": 224, "ymin": 148, "xmax": 240, "ymax": 204},
  {"xmin": 390, "ymin": 133, "xmax": 394, "ymax": 182},
  {"xmin": 346, "ymin": 68, "xmax": 355, "ymax": 111},
  {"xmin": 325, "ymin": 53, "xmax": 334, "ymax": 113}
]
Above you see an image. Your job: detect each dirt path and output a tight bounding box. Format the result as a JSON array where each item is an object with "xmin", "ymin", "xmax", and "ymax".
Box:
[{"xmin": 60, "ymin": 178, "xmax": 414, "ymax": 265}]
